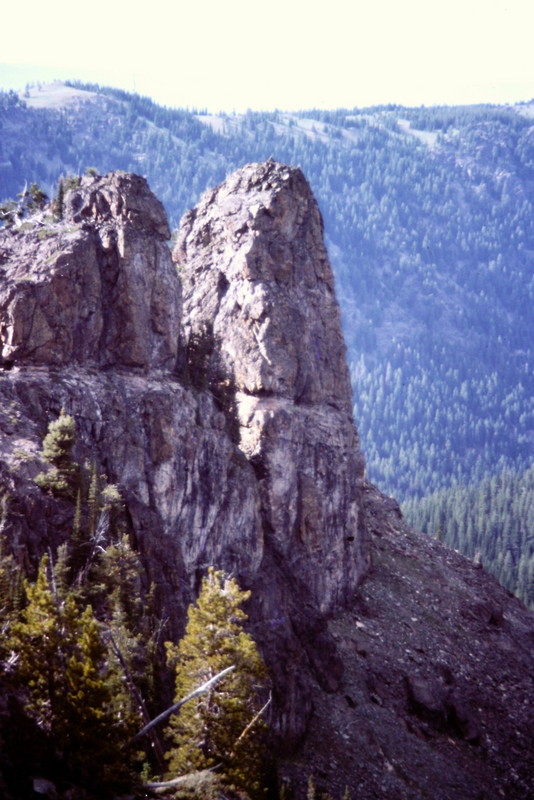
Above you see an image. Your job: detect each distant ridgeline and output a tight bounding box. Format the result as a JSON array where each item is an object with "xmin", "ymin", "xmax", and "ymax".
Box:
[{"xmin": 1, "ymin": 84, "xmax": 533, "ymax": 509}]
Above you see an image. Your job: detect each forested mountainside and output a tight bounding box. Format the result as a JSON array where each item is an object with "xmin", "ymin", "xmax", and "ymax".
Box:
[
  {"xmin": 1, "ymin": 82, "xmax": 533, "ymax": 507},
  {"xmin": 403, "ymin": 466, "xmax": 534, "ymax": 608}
]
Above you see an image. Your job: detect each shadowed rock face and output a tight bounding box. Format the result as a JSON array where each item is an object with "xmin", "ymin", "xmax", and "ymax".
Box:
[
  {"xmin": 0, "ymin": 164, "xmax": 533, "ymax": 798},
  {"xmin": 289, "ymin": 484, "xmax": 534, "ymax": 800}
]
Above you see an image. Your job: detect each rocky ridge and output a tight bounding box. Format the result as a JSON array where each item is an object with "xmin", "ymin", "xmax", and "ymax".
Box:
[{"xmin": 0, "ymin": 163, "xmax": 533, "ymax": 798}]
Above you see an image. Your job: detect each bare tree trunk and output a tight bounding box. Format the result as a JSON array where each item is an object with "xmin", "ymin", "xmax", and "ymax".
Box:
[
  {"xmin": 143, "ymin": 768, "xmax": 219, "ymax": 795},
  {"xmin": 107, "ymin": 629, "xmax": 166, "ymax": 772},
  {"xmin": 231, "ymin": 692, "xmax": 272, "ymax": 755}
]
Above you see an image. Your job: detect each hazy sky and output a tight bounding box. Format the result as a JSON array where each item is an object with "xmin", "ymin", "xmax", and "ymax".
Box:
[{"xmin": 1, "ymin": 0, "xmax": 533, "ymax": 111}]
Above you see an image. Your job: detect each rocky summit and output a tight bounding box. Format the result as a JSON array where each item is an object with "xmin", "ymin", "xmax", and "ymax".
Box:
[{"xmin": 0, "ymin": 162, "xmax": 533, "ymax": 798}]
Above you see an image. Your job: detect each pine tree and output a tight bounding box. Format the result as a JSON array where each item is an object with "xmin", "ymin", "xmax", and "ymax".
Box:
[
  {"xmin": 8, "ymin": 555, "xmax": 137, "ymax": 795},
  {"xmin": 92, "ymin": 533, "xmax": 144, "ymax": 626},
  {"xmin": 27, "ymin": 182, "xmax": 48, "ymax": 212},
  {"xmin": 54, "ymin": 178, "xmax": 65, "ymax": 220},
  {"xmin": 0, "ymin": 495, "xmax": 24, "ymax": 633},
  {"xmin": 164, "ymin": 568, "xmax": 268, "ymax": 797},
  {"xmin": 53, "ymin": 541, "xmax": 71, "ymax": 598},
  {"xmin": 91, "ymin": 533, "xmax": 154, "ymax": 707},
  {"xmin": 87, "ymin": 461, "xmax": 100, "ymax": 537},
  {"xmin": 0, "ymin": 198, "xmax": 17, "ymax": 228},
  {"xmin": 69, "ymin": 487, "xmax": 91, "ymax": 582},
  {"xmin": 1, "ymin": 428, "xmax": 155, "ymax": 794},
  {"xmin": 34, "ymin": 410, "xmax": 81, "ymax": 499}
]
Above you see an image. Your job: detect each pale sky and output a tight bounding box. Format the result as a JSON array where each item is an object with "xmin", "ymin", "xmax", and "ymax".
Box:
[{"xmin": 1, "ymin": 0, "xmax": 533, "ymax": 111}]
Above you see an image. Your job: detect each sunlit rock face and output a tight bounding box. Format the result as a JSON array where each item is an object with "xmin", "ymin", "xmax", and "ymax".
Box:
[
  {"xmin": 175, "ymin": 160, "xmax": 353, "ymax": 409},
  {"xmin": 0, "ymin": 164, "xmax": 369, "ymax": 746},
  {"xmin": 0, "ymin": 172, "xmax": 179, "ymax": 370},
  {"xmin": 175, "ymin": 160, "xmax": 369, "ymax": 617}
]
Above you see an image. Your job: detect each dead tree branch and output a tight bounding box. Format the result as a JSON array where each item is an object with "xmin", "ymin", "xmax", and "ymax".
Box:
[
  {"xmin": 231, "ymin": 692, "xmax": 272, "ymax": 755},
  {"xmin": 130, "ymin": 665, "xmax": 235, "ymax": 744}
]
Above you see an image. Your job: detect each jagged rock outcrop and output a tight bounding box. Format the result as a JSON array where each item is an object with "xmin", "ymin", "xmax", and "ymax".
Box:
[
  {"xmin": 0, "ymin": 172, "xmax": 266, "ymax": 628},
  {"xmin": 0, "ymin": 163, "xmax": 533, "ymax": 799},
  {"xmin": 0, "ymin": 172, "xmax": 178, "ymax": 370},
  {"xmin": 175, "ymin": 160, "xmax": 352, "ymax": 411},
  {"xmin": 0, "ymin": 163, "xmax": 369, "ymax": 749}
]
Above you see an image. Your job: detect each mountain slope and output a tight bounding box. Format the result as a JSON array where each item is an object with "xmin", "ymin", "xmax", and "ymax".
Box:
[
  {"xmin": 1, "ymin": 83, "xmax": 533, "ymax": 504},
  {"xmin": 0, "ymin": 167, "xmax": 532, "ymax": 800},
  {"xmin": 403, "ymin": 465, "xmax": 534, "ymax": 608}
]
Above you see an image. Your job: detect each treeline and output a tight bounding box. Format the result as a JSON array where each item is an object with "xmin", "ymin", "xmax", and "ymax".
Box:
[{"xmin": 402, "ymin": 466, "xmax": 534, "ymax": 609}]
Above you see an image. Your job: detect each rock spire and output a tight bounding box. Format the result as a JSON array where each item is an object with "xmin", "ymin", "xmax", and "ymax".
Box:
[{"xmin": 175, "ymin": 160, "xmax": 369, "ymax": 613}]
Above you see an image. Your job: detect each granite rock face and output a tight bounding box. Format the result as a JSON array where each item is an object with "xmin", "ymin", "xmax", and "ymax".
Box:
[{"xmin": 175, "ymin": 160, "xmax": 353, "ymax": 410}]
